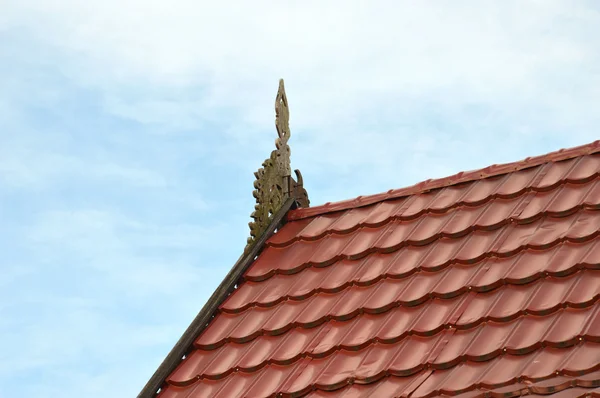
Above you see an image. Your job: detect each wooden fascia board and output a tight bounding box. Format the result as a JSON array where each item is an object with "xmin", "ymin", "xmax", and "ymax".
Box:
[{"xmin": 137, "ymin": 197, "xmax": 297, "ymax": 398}]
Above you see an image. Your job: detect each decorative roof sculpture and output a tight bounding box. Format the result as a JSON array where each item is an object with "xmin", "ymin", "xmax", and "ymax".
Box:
[{"xmin": 246, "ymin": 79, "xmax": 309, "ymax": 251}]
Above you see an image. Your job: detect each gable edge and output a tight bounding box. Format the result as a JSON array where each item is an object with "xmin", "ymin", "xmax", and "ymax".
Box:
[{"xmin": 137, "ymin": 197, "xmax": 297, "ymax": 398}]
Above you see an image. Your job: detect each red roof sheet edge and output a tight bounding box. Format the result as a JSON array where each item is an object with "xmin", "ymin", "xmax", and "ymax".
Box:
[
  {"xmin": 163, "ymin": 343, "xmax": 600, "ymax": 397},
  {"xmin": 181, "ymin": 303, "xmax": 599, "ymax": 380},
  {"xmin": 288, "ymin": 140, "xmax": 600, "ymax": 221},
  {"xmin": 310, "ymin": 369, "xmax": 600, "ymax": 398}
]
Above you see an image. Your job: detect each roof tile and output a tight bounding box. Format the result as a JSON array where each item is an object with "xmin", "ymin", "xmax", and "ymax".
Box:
[{"xmin": 159, "ymin": 143, "xmax": 600, "ymax": 397}]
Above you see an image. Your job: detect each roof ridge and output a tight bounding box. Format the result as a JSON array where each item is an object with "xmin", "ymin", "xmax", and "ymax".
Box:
[{"xmin": 288, "ymin": 140, "xmax": 600, "ymax": 220}]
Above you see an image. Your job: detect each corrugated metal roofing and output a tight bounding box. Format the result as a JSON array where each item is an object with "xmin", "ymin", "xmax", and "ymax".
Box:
[{"xmin": 158, "ymin": 141, "xmax": 600, "ymax": 398}]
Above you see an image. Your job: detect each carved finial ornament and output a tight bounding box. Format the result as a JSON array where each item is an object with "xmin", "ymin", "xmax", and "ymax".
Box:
[{"xmin": 246, "ymin": 79, "xmax": 309, "ymax": 250}]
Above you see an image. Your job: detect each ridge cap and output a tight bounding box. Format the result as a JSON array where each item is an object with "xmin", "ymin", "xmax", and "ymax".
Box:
[{"xmin": 288, "ymin": 139, "xmax": 600, "ymax": 221}]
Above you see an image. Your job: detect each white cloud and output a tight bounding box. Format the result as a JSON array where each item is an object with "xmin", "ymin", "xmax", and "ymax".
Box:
[
  {"xmin": 2, "ymin": 206, "xmax": 232, "ymax": 397},
  {"xmin": 5, "ymin": 0, "xmax": 598, "ymax": 200},
  {"xmin": 3, "ymin": 1, "xmax": 599, "ymax": 129},
  {"xmin": 25, "ymin": 208, "xmax": 230, "ymax": 265},
  {"xmin": 0, "ymin": 130, "xmax": 168, "ymax": 189}
]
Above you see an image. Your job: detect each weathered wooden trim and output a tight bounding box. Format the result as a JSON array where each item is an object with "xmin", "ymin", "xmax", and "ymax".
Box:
[{"xmin": 137, "ymin": 197, "xmax": 297, "ymax": 398}]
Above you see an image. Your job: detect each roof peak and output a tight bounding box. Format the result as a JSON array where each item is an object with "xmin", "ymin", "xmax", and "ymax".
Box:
[{"xmin": 289, "ymin": 139, "xmax": 600, "ymax": 221}]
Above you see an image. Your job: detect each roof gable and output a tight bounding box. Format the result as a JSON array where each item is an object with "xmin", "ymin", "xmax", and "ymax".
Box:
[{"xmin": 155, "ymin": 141, "xmax": 600, "ymax": 398}]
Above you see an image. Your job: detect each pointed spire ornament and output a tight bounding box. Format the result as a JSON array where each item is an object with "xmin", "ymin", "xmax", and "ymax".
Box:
[{"xmin": 246, "ymin": 79, "xmax": 309, "ymax": 251}]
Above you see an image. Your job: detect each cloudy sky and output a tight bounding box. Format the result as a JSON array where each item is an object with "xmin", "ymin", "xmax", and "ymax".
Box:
[{"xmin": 1, "ymin": 1, "xmax": 599, "ymax": 397}]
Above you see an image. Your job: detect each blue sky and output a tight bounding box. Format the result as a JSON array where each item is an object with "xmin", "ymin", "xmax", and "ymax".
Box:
[{"xmin": 1, "ymin": 1, "xmax": 599, "ymax": 397}]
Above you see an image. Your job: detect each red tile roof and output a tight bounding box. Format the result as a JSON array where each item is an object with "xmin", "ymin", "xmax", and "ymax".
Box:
[{"xmin": 159, "ymin": 141, "xmax": 600, "ymax": 398}]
